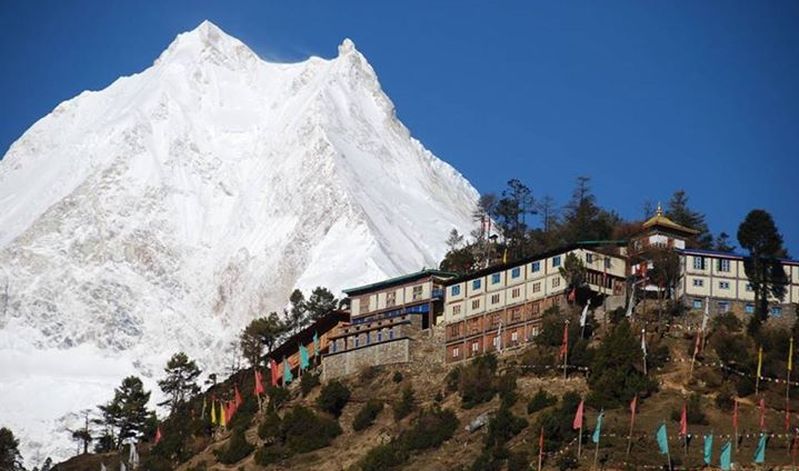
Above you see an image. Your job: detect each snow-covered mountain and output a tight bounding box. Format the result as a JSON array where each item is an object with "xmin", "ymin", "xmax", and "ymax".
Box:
[{"xmin": 0, "ymin": 21, "xmax": 478, "ymax": 464}]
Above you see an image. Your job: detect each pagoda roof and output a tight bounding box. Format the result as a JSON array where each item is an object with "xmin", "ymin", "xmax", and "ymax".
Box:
[{"xmin": 641, "ymin": 205, "xmax": 700, "ymax": 235}]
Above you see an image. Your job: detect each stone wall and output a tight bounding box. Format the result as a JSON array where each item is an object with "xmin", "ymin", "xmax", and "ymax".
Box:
[{"xmin": 322, "ymin": 338, "xmax": 410, "ymax": 381}]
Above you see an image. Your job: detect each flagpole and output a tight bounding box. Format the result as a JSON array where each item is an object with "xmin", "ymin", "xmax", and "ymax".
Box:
[
  {"xmin": 756, "ymin": 345, "xmax": 763, "ymax": 396},
  {"xmin": 641, "ymin": 328, "xmax": 648, "ymax": 376},
  {"xmin": 563, "ymin": 320, "xmax": 570, "ymax": 380},
  {"xmin": 626, "ymin": 395, "xmax": 637, "ymax": 458},
  {"xmin": 577, "ymin": 422, "xmax": 583, "ymax": 460},
  {"xmin": 537, "ymin": 427, "xmax": 544, "ymax": 471}
]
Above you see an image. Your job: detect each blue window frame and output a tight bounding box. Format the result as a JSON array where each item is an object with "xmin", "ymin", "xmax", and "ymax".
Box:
[
  {"xmin": 491, "ymin": 273, "xmax": 501, "ymax": 284},
  {"xmin": 451, "ymin": 285, "xmax": 461, "ymax": 296},
  {"xmin": 772, "ymin": 306, "xmax": 783, "ymax": 317},
  {"xmin": 553, "ymin": 256, "xmax": 561, "ymax": 267},
  {"xmin": 472, "ymin": 279, "xmax": 482, "ymax": 290},
  {"xmin": 745, "ymin": 304, "xmax": 755, "ymax": 314},
  {"xmin": 531, "ymin": 261, "xmax": 541, "ymax": 272},
  {"xmin": 511, "ymin": 267, "xmax": 521, "ymax": 279},
  {"xmin": 377, "ymin": 331, "xmax": 382, "ymax": 342},
  {"xmin": 718, "ymin": 301, "xmax": 730, "ymax": 313},
  {"xmin": 692, "ymin": 299, "xmax": 703, "ymax": 310}
]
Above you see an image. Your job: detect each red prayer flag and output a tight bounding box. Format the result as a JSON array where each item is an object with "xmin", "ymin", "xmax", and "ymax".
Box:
[
  {"xmin": 679, "ymin": 403, "xmax": 688, "ymax": 437},
  {"xmin": 760, "ymin": 398, "xmax": 766, "ymax": 430},
  {"xmin": 154, "ymin": 426, "xmax": 162, "ymax": 444},
  {"xmin": 573, "ymin": 400, "xmax": 584, "ymax": 430},
  {"xmin": 559, "ymin": 324, "xmax": 569, "ymax": 360},
  {"xmin": 254, "ymin": 370, "xmax": 265, "ymax": 396},
  {"xmin": 270, "ymin": 358, "xmax": 280, "ymax": 387},
  {"xmin": 235, "ymin": 386, "xmax": 243, "ymax": 408},
  {"xmin": 567, "ymin": 288, "xmax": 576, "ymax": 302}
]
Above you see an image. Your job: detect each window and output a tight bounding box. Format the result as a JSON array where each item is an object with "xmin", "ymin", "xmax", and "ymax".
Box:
[
  {"xmin": 377, "ymin": 331, "xmax": 383, "ymax": 342},
  {"xmin": 532, "ymin": 302, "xmax": 541, "ymax": 315},
  {"xmin": 772, "ymin": 306, "xmax": 783, "ymax": 317},
  {"xmin": 366, "ymin": 332, "xmax": 371, "ymax": 344},
  {"xmin": 472, "ymin": 341, "xmax": 479, "ymax": 353},
  {"xmin": 451, "ymin": 285, "xmax": 461, "ymax": 296},
  {"xmin": 511, "ymin": 267, "xmax": 521, "ymax": 279},
  {"xmin": 492, "ymin": 273, "xmax": 501, "ymax": 284},
  {"xmin": 389, "ymin": 329, "xmax": 395, "ymax": 340},
  {"xmin": 452, "ymin": 304, "xmax": 462, "ymax": 316},
  {"xmin": 412, "ymin": 285, "xmax": 423, "ymax": 300},
  {"xmin": 362, "ymin": 297, "xmax": 370, "ymax": 313},
  {"xmin": 531, "ymin": 261, "xmax": 541, "ymax": 272},
  {"xmin": 331, "ymin": 341, "xmax": 337, "ymax": 353},
  {"xmin": 718, "ymin": 259, "xmax": 731, "ymax": 273},
  {"xmin": 452, "ymin": 347, "xmax": 459, "ymax": 358},
  {"xmin": 746, "ymin": 283, "xmax": 753, "ymax": 292},
  {"xmin": 490, "ymin": 294, "xmax": 500, "ymax": 304},
  {"xmin": 745, "ymin": 304, "xmax": 755, "ymax": 314},
  {"xmin": 532, "ymin": 282, "xmax": 541, "ymax": 293},
  {"xmin": 510, "ymin": 307, "xmax": 521, "ymax": 322},
  {"xmin": 586, "ymin": 253, "xmax": 593, "ymax": 264},
  {"xmin": 692, "ymin": 299, "xmax": 703, "ymax": 309},
  {"xmin": 511, "ymin": 331, "xmax": 518, "ymax": 342},
  {"xmin": 718, "ymin": 301, "xmax": 730, "ymax": 313},
  {"xmin": 552, "ymin": 277, "xmax": 561, "ymax": 288},
  {"xmin": 693, "ymin": 278, "xmax": 704, "ymax": 287},
  {"xmin": 719, "ymin": 281, "xmax": 730, "ymax": 290},
  {"xmin": 511, "ymin": 287, "xmax": 521, "ymax": 299},
  {"xmin": 604, "ymin": 257, "xmax": 612, "ymax": 269},
  {"xmin": 472, "ymin": 279, "xmax": 482, "ymax": 290},
  {"xmin": 693, "ymin": 256, "xmax": 705, "ymax": 270},
  {"xmin": 386, "ymin": 291, "xmax": 396, "ymax": 307},
  {"xmin": 471, "ymin": 299, "xmax": 481, "ymax": 310},
  {"xmin": 553, "ymin": 255, "xmax": 562, "ymax": 267},
  {"xmin": 354, "ymin": 337, "xmax": 360, "ymax": 348}
]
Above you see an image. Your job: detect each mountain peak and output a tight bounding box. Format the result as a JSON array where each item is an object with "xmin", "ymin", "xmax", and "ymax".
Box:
[
  {"xmin": 155, "ymin": 20, "xmax": 257, "ymax": 68},
  {"xmin": 338, "ymin": 38, "xmax": 357, "ymax": 56}
]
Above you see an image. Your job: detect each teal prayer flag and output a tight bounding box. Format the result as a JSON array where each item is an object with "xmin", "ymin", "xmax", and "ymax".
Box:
[
  {"xmin": 656, "ymin": 423, "xmax": 669, "ymax": 455},
  {"xmin": 719, "ymin": 441, "xmax": 732, "ymax": 471},
  {"xmin": 313, "ymin": 331, "xmax": 319, "ymax": 357},
  {"xmin": 753, "ymin": 433, "xmax": 767, "ymax": 464},
  {"xmin": 299, "ymin": 344, "xmax": 310, "ymax": 370},
  {"xmin": 283, "ymin": 357, "xmax": 293, "ymax": 384},
  {"xmin": 703, "ymin": 434, "xmax": 713, "ymax": 465},
  {"xmin": 592, "ymin": 410, "xmax": 604, "ymax": 444}
]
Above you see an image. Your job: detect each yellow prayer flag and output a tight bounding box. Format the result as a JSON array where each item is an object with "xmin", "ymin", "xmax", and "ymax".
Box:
[
  {"xmin": 210, "ymin": 400, "xmax": 217, "ymax": 425},
  {"xmin": 789, "ymin": 337, "xmax": 794, "ymax": 372},
  {"xmin": 502, "ymin": 248, "xmax": 508, "ymax": 264},
  {"xmin": 757, "ymin": 346, "xmax": 763, "ymax": 378},
  {"xmin": 219, "ymin": 401, "xmax": 227, "ymax": 427}
]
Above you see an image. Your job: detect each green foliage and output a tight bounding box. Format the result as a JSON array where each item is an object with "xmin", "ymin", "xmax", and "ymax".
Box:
[
  {"xmin": 145, "ymin": 401, "xmax": 207, "ymax": 468},
  {"xmin": 457, "ymin": 354, "xmax": 499, "ymax": 409},
  {"xmin": 439, "ymin": 246, "xmax": 480, "ymax": 274},
  {"xmin": 507, "ymin": 451, "xmax": 529, "ymax": 471},
  {"xmin": 738, "ymin": 209, "xmax": 788, "ymax": 322},
  {"xmin": 559, "ymin": 252, "xmax": 587, "ymax": 290},
  {"xmin": 561, "ymin": 176, "xmax": 616, "ymax": 244},
  {"xmin": 257, "ymin": 411, "xmax": 282, "ymax": 441},
  {"xmin": 97, "ymin": 376, "xmax": 153, "ymax": 447},
  {"xmin": 228, "ymin": 395, "xmax": 258, "ymax": 432},
  {"xmin": 300, "ymin": 371, "xmax": 320, "ymax": 397},
  {"xmin": 497, "ymin": 372, "xmax": 518, "ymax": 407},
  {"xmin": 393, "ymin": 386, "xmax": 415, "ymax": 421},
  {"xmin": 254, "ymin": 444, "xmax": 290, "ymax": 466},
  {"xmin": 305, "ymin": 286, "xmax": 339, "ymax": 321},
  {"xmin": 666, "ymin": 190, "xmax": 712, "ymax": 248},
  {"xmin": 527, "ymin": 389, "xmax": 557, "ymax": 414},
  {"xmin": 267, "ymin": 385, "xmax": 290, "ymax": 411},
  {"xmin": 281, "ymin": 406, "xmax": 342, "ymax": 454},
  {"xmin": 671, "ymin": 394, "xmax": 708, "ymax": 425},
  {"xmin": 392, "ymin": 371, "xmax": 403, "ymax": 383},
  {"xmin": 353, "ymin": 399, "xmax": 384, "ymax": 431},
  {"xmin": 445, "ymin": 366, "xmax": 461, "ymax": 392},
  {"xmin": 534, "ymin": 391, "xmax": 581, "ymax": 452},
  {"xmin": 713, "ymin": 312, "xmax": 743, "ymax": 333},
  {"xmin": 215, "ymin": 428, "xmax": 255, "ymax": 465},
  {"xmin": 157, "ymin": 352, "xmax": 201, "ymax": 413},
  {"xmin": 715, "ymin": 384, "xmax": 736, "ymax": 412},
  {"xmin": 240, "ymin": 313, "xmax": 285, "ymax": 367},
  {"xmin": 359, "ymin": 366, "xmax": 380, "ymax": 383},
  {"xmin": 556, "ymin": 451, "xmax": 579, "ymax": 470},
  {"xmin": 484, "ymin": 404, "xmax": 527, "ymax": 448},
  {"xmin": 358, "ymin": 442, "xmax": 409, "ymax": 471},
  {"xmin": 316, "ymin": 380, "xmax": 351, "ymax": 417},
  {"xmin": 0, "ymin": 427, "xmax": 24, "ymax": 471},
  {"xmin": 588, "ymin": 320, "xmax": 657, "ymax": 408}
]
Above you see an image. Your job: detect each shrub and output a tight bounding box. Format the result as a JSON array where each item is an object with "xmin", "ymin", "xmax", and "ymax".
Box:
[
  {"xmin": 353, "ymin": 399, "xmax": 384, "ymax": 431},
  {"xmin": 497, "ymin": 372, "xmax": 518, "ymax": 407},
  {"xmin": 735, "ymin": 375, "xmax": 756, "ymax": 397},
  {"xmin": 527, "ymin": 389, "xmax": 557, "ymax": 414},
  {"xmin": 228, "ymin": 395, "xmax": 258, "ymax": 432},
  {"xmin": 484, "ymin": 405, "xmax": 527, "ymax": 448},
  {"xmin": 359, "ymin": 442, "xmax": 409, "ymax": 471},
  {"xmin": 534, "ymin": 391, "xmax": 581, "ymax": 452},
  {"xmin": 282, "ymin": 406, "xmax": 342, "ymax": 453},
  {"xmin": 392, "ymin": 371, "xmax": 404, "ymax": 383},
  {"xmin": 257, "ymin": 411, "xmax": 282, "ymax": 441},
  {"xmin": 556, "ymin": 450, "xmax": 579, "ymax": 470},
  {"xmin": 254, "ymin": 444, "xmax": 289, "ymax": 466},
  {"xmin": 715, "ymin": 384, "xmax": 736, "ymax": 412},
  {"xmin": 714, "ymin": 311, "xmax": 743, "ymax": 333},
  {"xmin": 507, "ymin": 451, "xmax": 529, "ymax": 471},
  {"xmin": 360, "ymin": 366, "xmax": 380, "ymax": 383},
  {"xmin": 459, "ymin": 354, "xmax": 498, "ymax": 409},
  {"xmin": 300, "ymin": 372, "xmax": 320, "ymax": 397},
  {"xmin": 393, "ymin": 386, "xmax": 415, "ymax": 421},
  {"xmin": 401, "ymin": 407, "xmax": 459, "ymax": 451},
  {"xmin": 671, "ymin": 394, "xmax": 708, "ymax": 425},
  {"xmin": 316, "ymin": 380, "xmax": 351, "ymax": 417},
  {"xmin": 445, "ymin": 366, "xmax": 462, "ymax": 392},
  {"xmin": 215, "ymin": 429, "xmax": 255, "ymax": 464},
  {"xmin": 267, "ymin": 385, "xmax": 290, "ymax": 411}
]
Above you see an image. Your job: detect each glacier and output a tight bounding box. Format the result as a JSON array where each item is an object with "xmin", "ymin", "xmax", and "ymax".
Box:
[{"xmin": 0, "ymin": 20, "xmax": 478, "ymax": 465}]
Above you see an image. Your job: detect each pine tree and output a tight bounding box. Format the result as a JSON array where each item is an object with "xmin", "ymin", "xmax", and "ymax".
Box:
[
  {"xmin": 0, "ymin": 427, "xmax": 25, "ymax": 471},
  {"xmin": 97, "ymin": 376, "xmax": 153, "ymax": 448},
  {"xmin": 561, "ymin": 176, "xmax": 614, "ymax": 244},
  {"xmin": 665, "ymin": 190, "xmax": 712, "ymax": 248},
  {"xmin": 737, "ymin": 209, "xmax": 788, "ymax": 324},
  {"xmin": 305, "ymin": 287, "xmax": 338, "ymax": 321},
  {"xmin": 158, "ymin": 352, "xmax": 201, "ymax": 412},
  {"xmin": 287, "ymin": 289, "xmax": 307, "ymax": 334},
  {"xmin": 713, "ymin": 232, "xmax": 736, "ymax": 253},
  {"xmin": 240, "ymin": 313, "xmax": 286, "ymax": 367},
  {"xmin": 445, "ymin": 228, "xmax": 464, "ymax": 251}
]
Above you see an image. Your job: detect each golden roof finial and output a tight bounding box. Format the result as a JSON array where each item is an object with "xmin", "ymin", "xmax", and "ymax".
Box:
[{"xmin": 656, "ymin": 202, "xmax": 663, "ymax": 217}]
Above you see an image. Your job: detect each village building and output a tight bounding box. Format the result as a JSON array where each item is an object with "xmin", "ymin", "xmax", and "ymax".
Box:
[
  {"xmin": 269, "ymin": 310, "xmax": 350, "ymax": 386},
  {"xmin": 321, "ymin": 269, "xmax": 455, "ymax": 380},
  {"xmin": 442, "ymin": 243, "xmax": 627, "ymax": 363}
]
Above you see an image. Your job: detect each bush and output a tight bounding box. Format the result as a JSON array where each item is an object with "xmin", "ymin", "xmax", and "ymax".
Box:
[
  {"xmin": 459, "ymin": 354, "xmax": 499, "ymax": 409},
  {"xmin": 556, "ymin": 450, "xmax": 579, "ymax": 470},
  {"xmin": 254, "ymin": 444, "xmax": 289, "ymax": 466},
  {"xmin": 215, "ymin": 428, "xmax": 255, "ymax": 464},
  {"xmin": 735, "ymin": 375, "xmax": 756, "ymax": 397},
  {"xmin": 527, "ymin": 389, "xmax": 557, "ymax": 414},
  {"xmin": 267, "ymin": 385, "xmax": 290, "ymax": 412},
  {"xmin": 316, "ymin": 380, "xmax": 351, "ymax": 417},
  {"xmin": 359, "ymin": 442, "xmax": 409, "ymax": 471},
  {"xmin": 228, "ymin": 395, "xmax": 257, "ymax": 432},
  {"xmin": 534, "ymin": 391, "xmax": 581, "ymax": 452},
  {"xmin": 445, "ymin": 366, "xmax": 461, "ymax": 392},
  {"xmin": 484, "ymin": 405, "xmax": 527, "ymax": 448},
  {"xmin": 257, "ymin": 411, "xmax": 282, "ymax": 441},
  {"xmin": 360, "ymin": 366, "xmax": 380, "ymax": 383},
  {"xmin": 392, "ymin": 371, "xmax": 404, "ymax": 383},
  {"xmin": 353, "ymin": 399, "xmax": 384, "ymax": 431},
  {"xmin": 497, "ymin": 372, "xmax": 518, "ymax": 407},
  {"xmin": 507, "ymin": 451, "xmax": 529, "ymax": 471},
  {"xmin": 282, "ymin": 406, "xmax": 342, "ymax": 453},
  {"xmin": 393, "ymin": 386, "xmax": 415, "ymax": 421},
  {"xmin": 300, "ymin": 372, "xmax": 321, "ymax": 397},
  {"xmin": 715, "ymin": 384, "xmax": 736, "ymax": 412},
  {"xmin": 671, "ymin": 394, "xmax": 708, "ymax": 425},
  {"xmin": 401, "ymin": 407, "xmax": 459, "ymax": 451}
]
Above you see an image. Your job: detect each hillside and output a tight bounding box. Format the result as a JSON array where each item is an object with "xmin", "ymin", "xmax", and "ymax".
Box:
[{"xmin": 47, "ymin": 301, "xmax": 799, "ymax": 471}]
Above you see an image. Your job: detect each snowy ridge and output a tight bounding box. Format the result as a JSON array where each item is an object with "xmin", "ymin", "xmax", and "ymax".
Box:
[{"xmin": 0, "ymin": 21, "xmax": 478, "ymax": 465}]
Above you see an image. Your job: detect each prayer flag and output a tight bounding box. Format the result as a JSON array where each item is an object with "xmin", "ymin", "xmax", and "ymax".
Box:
[
  {"xmin": 573, "ymin": 400, "xmax": 584, "ymax": 430},
  {"xmin": 313, "ymin": 331, "xmax": 319, "ymax": 358},
  {"xmin": 154, "ymin": 426, "xmax": 162, "ymax": 444},
  {"xmin": 283, "ymin": 357, "xmax": 293, "ymax": 384},
  {"xmin": 299, "ymin": 345, "xmax": 310, "ymax": 370},
  {"xmin": 559, "ymin": 323, "xmax": 569, "ymax": 360},
  {"xmin": 629, "ymin": 395, "xmax": 638, "ymax": 428},
  {"xmin": 732, "ymin": 399, "xmax": 739, "ymax": 431},
  {"xmin": 270, "ymin": 358, "xmax": 280, "ymax": 387},
  {"xmin": 703, "ymin": 433, "xmax": 713, "ymax": 465},
  {"xmin": 759, "ymin": 397, "xmax": 766, "ymax": 430},
  {"xmin": 656, "ymin": 423, "xmax": 669, "ymax": 455},
  {"xmin": 625, "ymin": 284, "xmax": 635, "ymax": 318},
  {"xmin": 641, "ymin": 329, "xmax": 647, "ymax": 358},
  {"xmin": 679, "ymin": 403, "xmax": 688, "ymax": 437},
  {"xmin": 753, "ymin": 433, "xmax": 767, "ymax": 464},
  {"xmin": 254, "ymin": 369, "xmax": 265, "ymax": 396},
  {"xmin": 757, "ymin": 346, "xmax": 763, "ymax": 379},
  {"xmin": 219, "ymin": 401, "xmax": 227, "ymax": 427},
  {"xmin": 579, "ymin": 299, "xmax": 590, "ymax": 328},
  {"xmin": 719, "ymin": 441, "xmax": 732, "ymax": 471},
  {"xmin": 235, "ymin": 386, "xmax": 243, "ymax": 408},
  {"xmin": 790, "ymin": 337, "xmax": 794, "ymax": 372},
  {"xmin": 210, "ymin": 400, "xmax": 217, "ymax": 425},
  {"xmin": 592, "ymin": 410, "xmax": 604, "ymax": 444}
]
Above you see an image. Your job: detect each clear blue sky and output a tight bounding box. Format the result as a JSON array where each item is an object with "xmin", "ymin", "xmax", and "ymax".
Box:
[{"xmin": 1, "ymin": 1, "xmax": 797, "ymax": 254}]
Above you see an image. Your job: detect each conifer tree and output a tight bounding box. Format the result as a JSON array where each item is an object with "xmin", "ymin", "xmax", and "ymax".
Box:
[
  {"xmin": 240, "ymin": 313, "xmax": 285, "ymax": 367},
  {"xmin": 287, "ymin": 289, "xmax": 307, "ymax": 334},
  {"xmin": 737, "ymin": 209, "xmax": 788, "ymax": 324},
  {"xmin": 305, "ymin": 287, "xmax": 338, "ymax": 321},
  {"xmin": 665, "ymin": 190, "xmax": 712, "ymax": 248},
  {"xmin": 97, "ymin": 376, "xmax": 153, "ymax": 448},
  {"xmin": 158, "ymin": 352, "xmax": 201, "ymax": 413},
  {"xmin": 0, "ymin": 427, "xmax": 25, "ymax": 471}
]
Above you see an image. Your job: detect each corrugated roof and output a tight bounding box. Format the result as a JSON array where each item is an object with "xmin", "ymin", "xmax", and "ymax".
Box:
[{"xmin": 343, "ymin": 269, "xmax": 457, "ymax": 296}]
